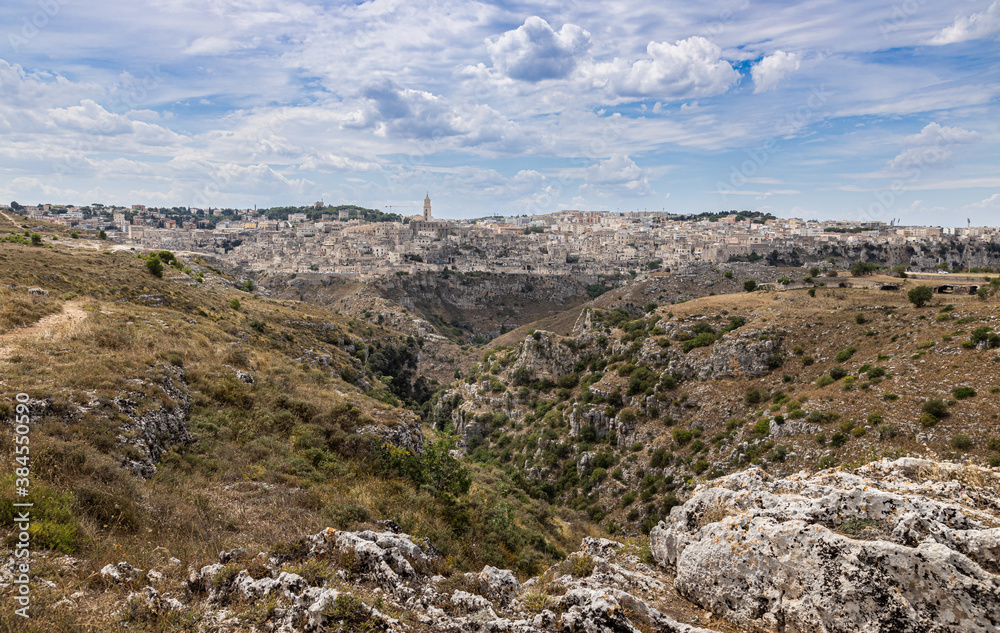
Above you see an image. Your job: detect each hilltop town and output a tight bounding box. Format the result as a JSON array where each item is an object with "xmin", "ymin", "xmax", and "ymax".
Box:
[{"xmin": 9, "ymin": 198, "xmax": 1000, "ymax": 279}]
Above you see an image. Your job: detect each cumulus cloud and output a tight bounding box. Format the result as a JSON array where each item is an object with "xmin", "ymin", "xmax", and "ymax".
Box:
[
  {"xmin": 583, "ymin": 154, "xmax": 651, "ymax": 196},
  {"xmin": 585, "ymin": 37, "xmax": 739, "ymax": 101},
  {"xmin": 930, "ymin": 1, "xmax": 1000, "ymax": 44},
  {"xmin": 751, "ymin": 51, "xmax": 801, "ymax": 93},
  {"xmin": 971, "ymin": 193, "xmax": 1000, "ymax": 208},
  {"xmin": 300, "ymin": 153, "xmax": 382, "ymax": 173},
  {"xmin": 342, "ymin": 79, "xmax": 523, "ymax": 149},
  {"xmin": 184, "ymin": 36, "xmax": 254, "ymax": 56},
  {"xmin": 887, "ymin": 122, "xmax": 980, "ymax": 171},
  {"xmin": 487, "ymin": 17, "xmax": 591, "ymax": 82}
]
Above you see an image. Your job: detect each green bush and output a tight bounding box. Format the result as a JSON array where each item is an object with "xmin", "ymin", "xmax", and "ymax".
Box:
[
  {"xmin": 744, "ymin": 280, "xmax": 757, "ymax": 292},
  {"xmin": 682, "ymin": 332, "xmax": 717, "ymax": 353},
  {"xmin": 816, "ymin": 374, "xmax": 835, "ymax": 388},
  {"xmin": 908, "ymin": 285, "xmax": 933, "ymax": 308},
  {"xmin": 672, "ymin": 428, "xmax": 693, "ymax": 446},
  {"xmin": 876, "ymin": 425, "xmax": 898, "ymax": 440},
  {"xmin": 830, "ymin": 432, "xmax": 848, "ymax": 447},
  {"xmin": 922, "ymin": 398, "xmax": 948, "ymax": 419},
  {"xmin": 949, "ymin": 434, "xmax": 973, "ymax": 450},
  {"xmin": 919, "ymin": 412, "xmax": 939, "ymax": 428},
  {"xmin": 829, "ymin": 366, "xmax": 848, "ymax": 380},
  {"xmin": 146, "ymin": 255, "xmax": 163, "ymax": 278},
  {"xmin": 229, "ymin": 298, "xmax": 241, "ymax": 310},
  {"xmin": 834, "ymin": 347, "xmax": 856, "ymax": 363},
  {"xmin": 953, "ymin": 387, "xmax": 976, "ymax": 400}
]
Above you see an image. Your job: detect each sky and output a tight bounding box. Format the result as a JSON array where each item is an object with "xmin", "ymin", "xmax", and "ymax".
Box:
[{"xmin": 0, "ymin": 0, "xmax": 998, "ymax": 224}]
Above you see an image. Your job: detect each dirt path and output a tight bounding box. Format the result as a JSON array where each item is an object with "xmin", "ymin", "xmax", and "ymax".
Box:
[{"xmin": 0, "ymin": 301, "xmax": 87, "ymax": 361}]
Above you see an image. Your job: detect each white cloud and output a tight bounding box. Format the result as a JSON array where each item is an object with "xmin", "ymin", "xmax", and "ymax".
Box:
[
  {"xmin": 751, "ymin": 51, "xmax": 801, "ymax": 93},
  {"xmin": 584, "ymin": 37, "xmax": 739, "ymax": 101},
  {"xmin": 930, "ymin": 1, "xmax": 1000, "ymax": 44},
  {"xmin": 342, "ymin": 79, "xmax": 525, "ymax": 150},
  {"xmin": 300, "ymin": 153, "xmax": 382, "ymax": 173},
  {"xmin": 487, "ymin": 17, "xmax": 591, "ymax": 82},
  {"xmin": 971, "ymin": 193, "xmax": 1000, "ymax": 208},
  {"xmin": 184, "ymin": 36, "xmax": 252, "ymax": 56},
  {"xmin": 887, "ymin": 122, "xmax": 980, "ymax": 171},
  {"xmin": 582, "ymin": 154, "xmax": 651, "ymax": 196}
]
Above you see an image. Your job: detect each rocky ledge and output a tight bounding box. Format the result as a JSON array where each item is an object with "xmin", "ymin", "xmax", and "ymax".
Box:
[
  {"xmin": 63, "ymin": 458, "xmax": 998, "ymax": 632},
  {"xmin": 652, "ymin": 457, "xmax": 1000, "ymax": 632}
]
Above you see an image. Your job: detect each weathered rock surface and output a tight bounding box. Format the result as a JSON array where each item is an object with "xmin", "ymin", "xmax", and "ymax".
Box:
[
  {"xmin": 117, "ymin": 528, "xmax": 722, "ymax": 633},
  {"xmin": 651, "ymin": 457, "xmax": 1000, "ymax": 633}
]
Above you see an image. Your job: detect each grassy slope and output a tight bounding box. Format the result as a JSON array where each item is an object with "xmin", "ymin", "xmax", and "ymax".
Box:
[
  {"xmin": 449, "ymin": 279, "xmax": 1000, "ymax": 536},
  {"xmin": 0, "ymin": 243, "xmax": 596, "ymax": 631}
]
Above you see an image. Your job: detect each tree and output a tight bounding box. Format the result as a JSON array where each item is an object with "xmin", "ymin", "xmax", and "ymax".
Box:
[
  {"xmin": 744, "ymin": 280, "xmax": 757, "ymax": 292},
  {"xmin": 10, "ymin": 201, "xmax": 22, "ymax": 211},
  {"xmin": 908, "ymin": 285, "xmax": 933, "ymax": 308},
  {"xmin": 29, "ymin": 232, "xmax": 42, "ymax": 246},
  {"xmin": 849, "ymin": 261, "xmax": 879, "ymax": 276},
  {"xmin": 98, "ymin": 230, "xmax": 107, "ymax": 240},
  {"xmin": 145, "ymin": 255, "xmax": 163, "ymax": 277}
]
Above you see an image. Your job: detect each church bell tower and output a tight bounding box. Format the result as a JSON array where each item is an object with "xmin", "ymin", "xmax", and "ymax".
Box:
[{"xmin": 423, "ymin": 193, "xmax": 431, "ymax": 221}]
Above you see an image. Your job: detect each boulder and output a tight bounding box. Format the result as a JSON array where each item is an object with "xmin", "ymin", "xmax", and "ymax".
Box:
[{"xmin": 651, "ymin": 458, "xmax": 1000, "ymax": 632}]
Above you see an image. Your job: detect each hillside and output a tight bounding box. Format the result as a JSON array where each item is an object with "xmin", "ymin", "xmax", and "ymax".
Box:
[
  {"xmin": 0, "ymin": 242, "xmax": 597, "ymax": 631},
  {"xmin": 434, "ymin": 275, "xmax": 1000, "ymax": 535}
]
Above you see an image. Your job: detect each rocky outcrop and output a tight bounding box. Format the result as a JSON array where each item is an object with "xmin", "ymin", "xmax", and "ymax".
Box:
[
  {"xmin": 115, "ymin": 365, "xmax": 194, "ymax": 477},
  {"xmin": 112, "ymin": 529, "xmax": 723, "ymax": 633},
  {"xmin": 651, "ymin": 458, "xmax": 1000, "ymax": 633},
  {"xmin": 697, "ymin": 327, "xmax": 784, "ymax": 379},
  {"xmin": 509, "ymin": 331, "xmax": 580, "ymax": 380}
]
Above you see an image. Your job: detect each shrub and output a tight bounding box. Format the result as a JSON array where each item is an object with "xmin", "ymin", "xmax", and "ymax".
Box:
[
  {"xmin": 919, "ymin": 412, "xmax": 939, "ymax": 428},
  {"xmin": 745, "ymin": 388, "xmax": 766, "ymax": 405},
  {"xmin": 829, "ymin": 366, "xmax": 848, "ymax": 380},
  {"xmin": 569, "ymin": 554, "xmax": 596, "ymax": 578},
  {"xmin": 830, "ymin": 432, "xmax": 848, "ymax": 447},
  {"xmin": 145, "ymin": 255, "xmax": 163, "ymax": 278},
  {"xmin": 949, "ymin": 434, "xmax": 973, "ymax": 450},
  {"xmin": 682, "ymin": 332, "xmax": 717, "ymax": 353},
  {"xmin": 855, "ymin": 313, "xmax": 868, "ymax": 324},
  {"xmin": 744, "ymin": 280, "xmax": 757, "ymax": 292},
  {"xmin": 867, "ymin": 411, "xmax": 884, "ymax": 425},
  {"xmin": 834, "ymin": 347, "xmax": 856, "ymax": 363},
  {"xmin": 953, "ymin": 387, "xmax": 976, "ymax": 400},
  {"xmin": 557, "ymin": 372, "xmax": 580, "ymax": 389},
  {"xmin": 818, "ymin": 455, "xmax": 836, "ymax": 469},
  {"xmin": 752, "ymin": 419, "xmax": 770, "ymax": 437},
  {"xmin": 922, "ymin": 398, "xmax": 948, "ymax": 419},
  {"xmin": 816, "ymin": 374, "xmax": 835, "ymax": 388},
  {"xmin": 866, "ymin": 366, "xmax": 886, "ymax": 379},
  {"xmin": 908, "ymin": 285, "xmax": 933, "ymax": 308},
  {"xmin": 801, "ymin": 355, "xmax": 814, "ymax": 367},
  {"xmin": 229, "ymin": 298, "xmax": 241, "ymax": 310},
  {"xmin": 672, "ymin": 428, "xmax": 693, "ymax": 446},
  {"xmin": 876, "ymin": 425, "xmax": 898, "ymax": 440}
]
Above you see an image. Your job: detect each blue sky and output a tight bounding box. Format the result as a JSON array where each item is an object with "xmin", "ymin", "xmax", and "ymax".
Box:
[{"xmin": 0, "ymin": 0, "xmax": 998, "ymax": 224}]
